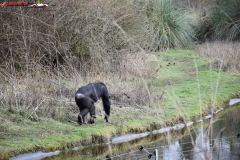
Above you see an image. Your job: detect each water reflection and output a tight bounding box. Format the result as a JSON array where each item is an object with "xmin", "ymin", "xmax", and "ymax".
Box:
[
  {"xmin": 104, "ymin": 106, "xmax": 240, "ymax": 160},
  {"xmin": 163, "ymin": 141, "xmax": 182, "ymax": 160},
  {"xmin": 193, "ymin": 128, "xmax": 211, "ymax": 160},
  {"xmin": 9, "ymin": 151, "xmax": 60, "ymax": 160},
  {"xmin": 213, "ymin": 137, "xmax": 231, "ymax": 160}
]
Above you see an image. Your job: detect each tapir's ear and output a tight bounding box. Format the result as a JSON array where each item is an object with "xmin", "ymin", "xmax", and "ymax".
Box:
[{"xmin": 76, "ymin": 93, "xmax": 84, "ymax": 99}]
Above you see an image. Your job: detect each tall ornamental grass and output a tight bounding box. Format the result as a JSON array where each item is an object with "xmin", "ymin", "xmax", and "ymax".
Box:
[{"xmin": 143, "ymin": 0, "xmax": 196, "ymax": 50}]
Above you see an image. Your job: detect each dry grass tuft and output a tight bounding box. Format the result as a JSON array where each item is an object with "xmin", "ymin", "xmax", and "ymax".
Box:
[
  {"xmin": 120, "ymin": 52, "xmax": 159, "ymax": 77},
  {"xmin": 109, "ymin": 81, "xmax": 151, "ymax": 107},
  {"xmin": 0, "ymin": 72, "xmax": 78, "ymax": 120},
  {"xmin": 197, "ymin": 41, "xmax": 240, "ymax": 73}
]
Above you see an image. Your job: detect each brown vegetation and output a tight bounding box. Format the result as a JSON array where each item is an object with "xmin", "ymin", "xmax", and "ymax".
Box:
[{"xmin": 197, "ymin": 41, "xmax": 240, "ymax": 73}]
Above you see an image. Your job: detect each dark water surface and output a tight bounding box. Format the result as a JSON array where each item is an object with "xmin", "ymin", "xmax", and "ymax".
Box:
[{"xmin": 10, "ymin": 105, "xmax": 240, "ymax": 160}]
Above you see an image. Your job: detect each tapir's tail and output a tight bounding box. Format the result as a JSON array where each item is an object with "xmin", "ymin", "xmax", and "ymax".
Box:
[{"xmin": 75, "ymin": 93, "xmax": 85, "ymax": 99}]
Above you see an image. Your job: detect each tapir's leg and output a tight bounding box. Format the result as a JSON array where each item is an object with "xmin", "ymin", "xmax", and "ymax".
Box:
[
  {"xmin": 89, "ymin": 104, "xmax": 96, "ymax": 124},
  {"xmin": 83, "ymin": 116, "xmax": 88, "ymax": 124},
  {"xmin": 78, "ymin": 108, "xmax": 89, "ymax": 124},
  {"xmin": 103, "ymin": 98, "xmax": 111, "ymax": 123},
  {"xmin": 102, "ymin": 87, "xmax": 111, "ymax": 123}
]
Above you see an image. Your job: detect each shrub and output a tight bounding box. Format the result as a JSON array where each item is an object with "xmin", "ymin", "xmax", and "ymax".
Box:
[
  {"xmin": 142, "ymin": 0, "xmax": 196, "ymax": 50},
  {"xmin": 211, "ymin": 0, "xmax": 240, "ymax": 41},
  {"xmin": 196, "ymin": 0, "xmax": 240, "ymax": 41}
]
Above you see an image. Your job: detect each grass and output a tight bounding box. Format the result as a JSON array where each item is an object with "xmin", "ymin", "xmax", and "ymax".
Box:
[
  {"xmin": 1, "ymin": 49, "xmax": 240, "ymax": 159},
  {"xmin": 153, "ymin": 50, "xmax": 239, "ymax": 119},
  {"xmin": 144, "ymin": 0, "xmax": 195, "ymax": 49}
]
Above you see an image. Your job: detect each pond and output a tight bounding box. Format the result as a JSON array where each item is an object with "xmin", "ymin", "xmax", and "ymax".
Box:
[{"xmin": 10, "ymin": 104, "xmax": 240, "ymax": 160}]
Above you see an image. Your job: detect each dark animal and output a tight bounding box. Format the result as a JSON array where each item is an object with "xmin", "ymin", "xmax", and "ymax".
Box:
[
  {"xmin": 75, "ymin": 82, "xmax": 111, "ymax": 124},
  {"xmin": 237, "ymin": 132, "xmax": 240, "ymax": 138}
]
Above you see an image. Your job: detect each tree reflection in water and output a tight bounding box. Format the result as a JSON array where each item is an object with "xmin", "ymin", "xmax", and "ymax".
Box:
[{"xmin": 194, "ymin": 128, "xmax": 211, "ymax": 160}]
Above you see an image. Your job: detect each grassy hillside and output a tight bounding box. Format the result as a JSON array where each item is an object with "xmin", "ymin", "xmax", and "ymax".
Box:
[{"xmin": 1, "ymin": 49, "xmax": 240, "ymax": 159}]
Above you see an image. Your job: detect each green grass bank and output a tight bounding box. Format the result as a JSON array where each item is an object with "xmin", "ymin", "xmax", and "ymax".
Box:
[{"xmin": 1, "ymin": 49, "xmax": 240, "ymax": 159}]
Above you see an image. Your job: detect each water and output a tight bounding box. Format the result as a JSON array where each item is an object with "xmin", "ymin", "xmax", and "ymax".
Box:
[
  {"xmin": 9, "ymin": 151, "xmax": 60, "ymax": 160},
  {"xmin": 9, "ymin": 104, "xmax": 240, "ymax": 160},
  {"xmin": 138, "ymin": 106, "xmax": 240, "ymax": 160}
]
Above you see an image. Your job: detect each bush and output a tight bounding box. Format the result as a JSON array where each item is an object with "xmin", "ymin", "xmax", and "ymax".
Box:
[
  {"xmin": 196, "ymin": 0, "xmax": 240, "ymax": 41},
  {"xmin": 0, "ymin": 0, "xmax": 149, "ymax": 77},
  {"xmin": 142, "ymin": 0, "xmax": 196, "ymax": 50},
  {"xmin": 212, "ymin": 0, "xmax": 240, "ymax": 41}
]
